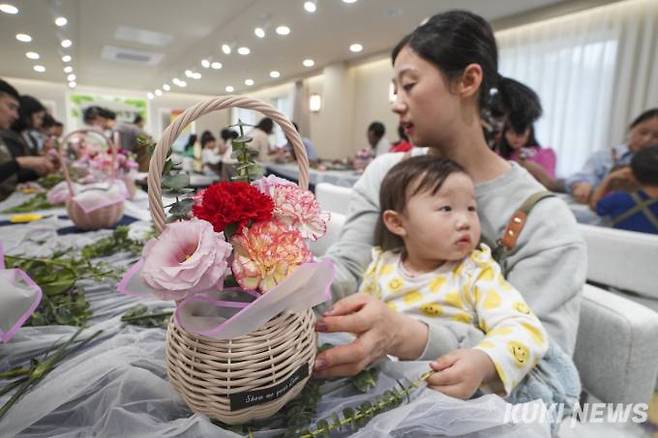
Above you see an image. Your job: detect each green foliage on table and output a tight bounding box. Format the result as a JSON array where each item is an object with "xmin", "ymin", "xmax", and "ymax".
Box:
[
  {"xmin": 37, "ymin": 173, "xmax": 64, "ymax": 189},
  {"xmin": 2, "ymin": 193, "xmax": 54, "ymax": 213},
  {"xmin": 120, "ymin": 305, "xmax": 173, "ymax": 329},
  {"xmin": 80, "ymin": 225, "xmax": 145, "ymax": 259}
]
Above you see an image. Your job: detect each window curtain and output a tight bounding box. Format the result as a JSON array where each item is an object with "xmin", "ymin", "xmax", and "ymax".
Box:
[{"xmin": 496, "ymin": 0, "xmax": 658, "ymax": 177}]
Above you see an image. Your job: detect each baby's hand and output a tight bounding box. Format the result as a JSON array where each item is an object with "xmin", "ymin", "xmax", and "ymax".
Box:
[{"xmin": 426, "ymin": 349, "xmax": 496, "ymax": 400}]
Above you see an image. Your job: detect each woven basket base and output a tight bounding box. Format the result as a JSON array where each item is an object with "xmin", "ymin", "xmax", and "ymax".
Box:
[{"xmin": 166, "ymin": 309, "xmax": 317, "ymax": 425}]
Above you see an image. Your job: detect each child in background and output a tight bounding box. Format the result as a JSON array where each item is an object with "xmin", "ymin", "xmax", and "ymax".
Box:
[
  {"xmin": 595, "ymin": 144, "xmax": 658, "ymax": 234},
  {"xmin": 360, "ymin": 155, "xmax": 580, "ymax": 408}
]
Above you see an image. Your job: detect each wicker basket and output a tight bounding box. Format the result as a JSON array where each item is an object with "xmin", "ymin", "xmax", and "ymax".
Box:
[
  {"xmin": 59, "ymin": 129, "xmax": 125, "ymax": 230},
  {"xmin": 147, "ymin": 95, "xmax": 316, "ymax": 425}
]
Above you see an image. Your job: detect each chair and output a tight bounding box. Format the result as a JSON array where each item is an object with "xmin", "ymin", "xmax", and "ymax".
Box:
[
  {"xmin": 315, "ymin": 183, "xmax": 354, "ymax": 216},
  {"xmin": 309, "ymin": 212, "xmax": 346, "ymax": 258}
]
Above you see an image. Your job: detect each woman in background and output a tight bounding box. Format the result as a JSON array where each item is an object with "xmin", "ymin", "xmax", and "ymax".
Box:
[{"xmin": 497, "ymin": 122, "xmax": 557, "ymax": 188}]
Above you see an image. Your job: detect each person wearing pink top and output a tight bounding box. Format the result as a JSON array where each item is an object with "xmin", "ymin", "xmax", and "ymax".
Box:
[{"xmin": 498, "ymin": 123, "xmax": 558, "ymax": 187}]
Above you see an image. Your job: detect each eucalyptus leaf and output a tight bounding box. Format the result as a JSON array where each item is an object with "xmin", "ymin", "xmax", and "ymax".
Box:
[
  {"xmin": 168, "ymin": 198, "xmax": 195, "ymax": 215},
  {"xmin": 162, "ymin": 173, "xmax": 190, "ymax": 190}
]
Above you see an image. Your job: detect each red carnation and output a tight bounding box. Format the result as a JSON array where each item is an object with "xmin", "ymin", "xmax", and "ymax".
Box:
[{"xmin": 192, "ymin": 181, "xmax": 274, "ymax": 234}]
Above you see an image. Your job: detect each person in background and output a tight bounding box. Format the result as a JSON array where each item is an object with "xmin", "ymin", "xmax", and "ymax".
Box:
[
  {"xmin": 248, "ymin": 117, "xmax": 276, "ymax": 162},
  {"xmin": 0, "ymin": 79, "xmax": 56, "ymax": 200},
  {"xmin": 11, "ymin": 95, "xmax": 47, "ymax": 154},
  {"xmin": 390, "ymin": 124, "xmax": 413, "ymax": 153},
  {"xmin": 285, "ymin": 122, "xmax": 319, "ymax": 162},
  {"xmin": 183, "ymin": 134, "xmax": 198, "ymax": 157},
  {"xmin": 498, "ymin": 122, "xmax": 557, "ymax": 186},
  {"xmin": 133, "ymin": 114, "xmax": 145, "ymax": 130},
  {"xmin": 593, "ymin": 144, "xmax": 658, "ymax": 234},
  {"xmin": 218, "ymin": 128, "xmax": 238, "ymax": 180},
  {"xmin": 200, "ymin": 130, "xmax": 222, "ymax": 175},
  {"xmin": 41, "ymin": 113, "xmax": 64, "ymax": 154},
  {"xmin": 566, "ymin": 108, "xmax": 658, "ymax": 204},
  {"xmin": 83, "ymin": 106, "xmax": 114, "ymax": 131},
  {"xmin": 368, "ymin": 121, "xmax": 391, "ymax": 157}
]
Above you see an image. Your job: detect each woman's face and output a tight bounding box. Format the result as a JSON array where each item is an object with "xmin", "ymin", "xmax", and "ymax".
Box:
[
  {"xmin": 31, "ymin": 110, "xmax": 45, "ymax": 129},
  {"xmin": 204, "ymin": 140, "xmax": 216, "ymax": 149},
  {"xmin": 628, "ymin": 116, "xmax": 658, "ymax": 152},
  {"xmin": 504, "ymin": 127, "xmax": 531, "ymax": 150},
  {"xmin": 392, "ymin": 45, "xmax": 461, "ymax": 149}
]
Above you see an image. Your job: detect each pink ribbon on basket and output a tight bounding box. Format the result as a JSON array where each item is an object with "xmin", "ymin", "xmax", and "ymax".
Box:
[
  {"xmin": 117, "ymin": 257, "xmax": 335, "ymax": 339},
  {"xmin": 0, "ymin": 243, "xmax": 43, "ymax": 343}
]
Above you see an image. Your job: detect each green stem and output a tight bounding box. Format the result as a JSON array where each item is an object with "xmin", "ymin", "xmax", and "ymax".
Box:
[
  {"xmin": 0, "ymin": 368, "xmax": 31, "ymax": 380},
  {"xmin": 121, "ymin": 312, "xmax": 173, "ymax": 323}
]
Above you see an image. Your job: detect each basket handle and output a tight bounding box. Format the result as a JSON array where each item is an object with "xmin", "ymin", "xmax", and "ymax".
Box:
[
  {"xmin": 147, "ymin": 95, "xmax": 310, "ymax": 234},
  {"xmin": 59, "ymin": 128, "xmax": 116, "ymax": 198}
]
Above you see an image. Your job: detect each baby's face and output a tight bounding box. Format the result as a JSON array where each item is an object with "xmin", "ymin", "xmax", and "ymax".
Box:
[{"xmin": 400, "ymin": 172, "xmax": 481, "ymax": 263}]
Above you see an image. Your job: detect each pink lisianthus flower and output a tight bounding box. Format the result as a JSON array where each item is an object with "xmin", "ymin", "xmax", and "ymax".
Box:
[
  {"xmin": 266, "ymin": 183, "xmax": 329, "ymax": 241},
  {"xmin": 141, "ymin": 218, "xmax": 233, "ymax": 300},
  {"xmin": 231, "ymin": 220, "xmax": 312, "ymax": 292}
]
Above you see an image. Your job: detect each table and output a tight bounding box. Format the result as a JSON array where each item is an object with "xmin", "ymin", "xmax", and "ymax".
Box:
[{"xmin": 265, "ymin": 163, "xmax": 362, "ymax": 189}]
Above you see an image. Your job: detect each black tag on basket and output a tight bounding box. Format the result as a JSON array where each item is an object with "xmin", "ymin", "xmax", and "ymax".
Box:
[{"xmin": 229, "ymin": 364, "xmax": 309, "ymax": 411}]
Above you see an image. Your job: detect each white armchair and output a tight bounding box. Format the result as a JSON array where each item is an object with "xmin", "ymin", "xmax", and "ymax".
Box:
[{"xmin": 315, "ymin": 183, "xmax": 354, "ymax": 216}]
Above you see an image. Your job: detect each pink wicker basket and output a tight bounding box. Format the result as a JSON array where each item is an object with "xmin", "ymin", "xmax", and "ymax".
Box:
[
  {"xmin": 59, "ymin": 129, "xmax": 124, "ymax": 230},
  {"xmin": 147, "ymin": 95, "xmax": 317, "ymax": 425}
]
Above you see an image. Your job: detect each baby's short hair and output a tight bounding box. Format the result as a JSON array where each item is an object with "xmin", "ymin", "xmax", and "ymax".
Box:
[{"xmin": 631, "ymin": 144, "xmax": 658, "ymax": 186}]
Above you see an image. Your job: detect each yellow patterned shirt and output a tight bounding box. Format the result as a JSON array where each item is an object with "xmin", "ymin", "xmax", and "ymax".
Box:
[{"xmin": 359, "ymin": 244, "xmax": 548, "ymax": 395}]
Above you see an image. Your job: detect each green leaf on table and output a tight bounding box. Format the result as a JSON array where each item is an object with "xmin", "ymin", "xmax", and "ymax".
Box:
[
  {"xmin": 349, "ymin": 367, "xmax": 379, "ymax": 393},
  {"xmin": 2, "ymin": 193, "xmax": 53, "ymax": 213},
  {"xmin": 162, "ymin": 173, "xmax": 190, "ymax": 190}
]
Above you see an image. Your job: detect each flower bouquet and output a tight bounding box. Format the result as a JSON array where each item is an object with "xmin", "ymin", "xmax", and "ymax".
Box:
[{"xmin": 117, "ymin": 96, "xmax": 335, "ymax": 425}]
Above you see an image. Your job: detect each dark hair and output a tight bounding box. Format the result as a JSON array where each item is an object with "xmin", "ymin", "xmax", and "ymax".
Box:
[
  {"xmin": 396, "ymin": 124, "xmax": 409, "ymax": 143},
  {"xmin": 184, "ymin": 134, "xmax": 197, "ymax": 151},
  {"xmin": 256, "ymin": 117, "xmax": 274, "ymax": 134},
  {"xmin": 98, "ymin": 107, "xmax": 116, "ymax": 120},
  {"xmin": 83, "ymin": 106, "xmax": 116, "ymax": 124},
  {"xmin": 630, "ymin": 108, "xmax": 658, "ymax": 129},
  {"xmin": 497, "ymin": 124, "xmax": 541, "ymax": 159},
  {"xmin": 392, "ymin": 10, "xmax": 498, "ymax": 110},
  {"xmin": 133, "ymin": 114, "xmax": 144, "ymax": 125},
  {"xmin": 491, "ymin": 77, "xmax": 542, "ymax": 129},
  {"xmin": 13, "ymin": 95, "xmax": 46, "ymax": 132},
  {"xmin": 368, "ymin": 121, "xmax": 385, "ymax": 139},
  {"xmin": 200, "ymin": 130, "xmax": 216, "ymax": 147},
  {"xmin": 0, "ymin": 79, "xmax": 20, "ymax": 101},
  {"xmin": 42, "ymin": 113, "xmax": 56, "ymax": 129},
  {"xmin": 631, "ymin": 144, "xmax": 658, "ymax": 186},
  {"xmin": 375, "ymin": 155, "xmax": 466, "ymax": 251},
  {"xmin": 220, "ymin": 128, "xmax": 238, "ymax": 141}
]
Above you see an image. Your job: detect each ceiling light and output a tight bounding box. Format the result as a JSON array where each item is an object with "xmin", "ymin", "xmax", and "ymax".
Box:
[
  {"xmin": 303, "ymin": 59, "xmax": 315, "ymax": 67},
  {"xmin": 155, "ymin": 89, "xmax": 162, "ymax": 96},
  {"xmin": 304, "ymin": 1, "xmax": 317, "ymax": 13},
  {"xmin": 275, "ymin": 25, "xmax": 290, "ymax": 36},
  {"xmin": 162, "ymin": 84, "xmax": 171, "ymax": 91},
  {"xmin": 25, "ymin": 51, "xmax": 40, "ymax": 60},
  {"xmin": 61, "ymin": 39, "xmax": 72, "ymax": 48},
  {"xmin": 185, "ymin": 69, "xmax": 194, "ymax": 78},
  {"xmin": 16, "ymin": 33, "xmax": 31, "ymax": 42},
  {"xmin": 222, "ymin": 44, "xmax": 231, "ymax": 55},
  {"xmin": 244, "ymin": 79, "xmax": 254, "ymax": 86},
  {"xmin": 211, "ymin": 61, "xmax": 222, "ymax": 70},
  {"xmin": 55, "ymin": 17, "xmax": 68, "ymax": 27},
  {"xmin": 67, "ymin": 73, "xmax": 76, "ymax": 81},
  {"xmin": 269, "ymin": 70, "xmax": 280, "ymax": 79},
  {"xmin": 33, "ymin": 65, "xmax": 46, "ymax": 73},
  {"xmin": 172, "ymin": 77, "xmax": 181, "ymax": 85},
  {"xmin": 225, "ymin": 85, "xmax": 234, "ymax": 93},
  {"xmin": 62, "ymin": 55, "xmax": 72, "ymax": 63},
  {"xmin": 63, "ymin": 66, "xmax": 73, "ymax": 73},
  {"xmin": 237, "ymin": 46, "xmax": 250, "ymax": 55},
  {"xmin": 342, "ymin": 0, "xmax": 358, "ymax": 3},
  {"xmin": 147, "ymin": 92, "xmax": 154, "ymax": 100},
  {"xmin": 254, "ymin": 27, "xmax": 265, "ymax": 38},
  {"xmin": 201, "ymin": 59, "xmax": 210, "ymax": 68},
  {"xmin": 177, "ymin": 80, "xmax": 187, "ymax": 87},
  {"xmin": 349, "ymin": 43, "xmax": 363, "ymax": 53},
  {"xmin": 0, "ymin": 4, "xmax": 18, "ymax": 14},
  {"xmin": 68, "ymin": 81, "xmax": 77, "ymax": 88}
]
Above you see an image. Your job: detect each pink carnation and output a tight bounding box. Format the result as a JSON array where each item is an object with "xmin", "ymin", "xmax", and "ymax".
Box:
[
  {"xmin": 141, "ymin": 219, "xmax": 232, "ymax": 300},
  {"xmin": 252, "ymin": 174, "xmax": 296, "ymax": 194},
  {"xmin": 268, "ymin": 184, "xmax": 329, "ymax": 241},
  {"xmin": 231, "ymin": 220, "xmax": 312, "ymax": 292}
]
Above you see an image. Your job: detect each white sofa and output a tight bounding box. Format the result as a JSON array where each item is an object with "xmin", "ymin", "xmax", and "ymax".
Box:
[{"xmin": 313, "ymin": 183, "xmax": 658, "ymax": 404}]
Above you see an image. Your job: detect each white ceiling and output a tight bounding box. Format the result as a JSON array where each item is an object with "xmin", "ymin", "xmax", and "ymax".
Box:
[{"xmin": 1, "ymin": 0, "xmax": 565, "ymax": 96}]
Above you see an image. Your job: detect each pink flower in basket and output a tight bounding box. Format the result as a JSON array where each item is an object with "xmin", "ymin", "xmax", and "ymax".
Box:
[
  {"xmin": 141, "ymin": 218, "xmax": 233, "ymax": 300},
  {"xmin": 231, "ymin": 220, "xmax": 312, "ymax": 292},
  {"xmin": 266, "ymin": 184, "xmax": 330, "ymax": 241}
]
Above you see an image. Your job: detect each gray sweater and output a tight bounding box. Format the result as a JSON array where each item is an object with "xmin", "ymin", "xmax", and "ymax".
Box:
[{"xmin": 325, "ymin": 151, "xmax": 586, "ymax": 358}]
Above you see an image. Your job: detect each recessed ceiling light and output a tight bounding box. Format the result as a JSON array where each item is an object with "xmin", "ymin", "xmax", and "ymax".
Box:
[
  {"xmin": 269, "ymin": 70, "xmax": 280, "ymax": 79},
  {"xmin": 185, "ymin": 69, "xmax": 194, "ymax": 78},
  {"xmin": 172, "ymin": 77, "xmax": 181, "ymax": 85},
  {"xmin": 244, "ymin": 79, "xmax": 254, "ymax": 86},
  {"xmin": 237, "ymin": 46, "xmax": 250, "ymax": 55},
  {"xmin": 155, "ymin": 89, "xmax": 162, "ymax": 96},
  {"xmin": 342, "ymin": 0, "xmax": 357, "ymax": 3},
  {"xmin": 16, "ymin": 33, "xmax": 31, "ymax": 42},
  {"xmin": 0, "ymin": 4, "xmax": 18, "ymax": 14},
  {"xmin": 349, "ymin": 43, "xmax": 363, "ymax": 53},
  {"xmin": 62, "ymin": 55, "xmax": 71, "ymax": 63},
  {"xmin": 61, "ymin": 39, "xmax": 72, "ymax": 48},
  {"xmin": 63, "ymin": 66, "xmax": 73, "ymax": 73},
  {"xmin": 303, "ymin": 59, "xmax": 315, "ymax": 67},
  {"xmin": 33, "ymin": 65, "xmax": 46, "ymax": 73},
  {"xmin": 225, "ymin": 85, "xmax": 234, "ymax": 93},
  {"xmin": 68, "ymin": 81, "xmax": 77, "ymax": 88},
  {"xmin": 201, "ymin": 59, "xmax": 210, "ymax": 68},
  {"xmin": 25, "ymin": 51, "xmax": 40, "ymax": 60},
  {"xmin": 192, "ymin": 72, "xmax": 202, "ymax": 80},
  {"xmin": 162, "ymin": 84, "xmax": 171, "ymax": 91},
  {"xmin": 67, "ymin": 73, "xmax": 76, "ymax": 81},
  {"xmin": 222, "ymin": 44, "xmax": 231, "ymax": 55},
  {"xmin": 275, "ymin": 25, "xmax": 290, "ymax": 36},
  {"xmin": 147, "ymin": 92, "xmax": 154, "ymax": 100},
  {"xmin": 55, "ymin": 17, "xmax": 68, "ymax": 27},
  {"xmin": 211, "ymin": 61, "xmax": 222, "ymax": 70},
  {"xmin": 304, "ymin": 1, "xmax": 317, "ymax": 13},
  {"xmin": 177, "ymin": 80, "xmax": 187, "ymax": 87},
  {"xmin": 254, "ymin": 27, "xmax": 265, "ymax": 38}
]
